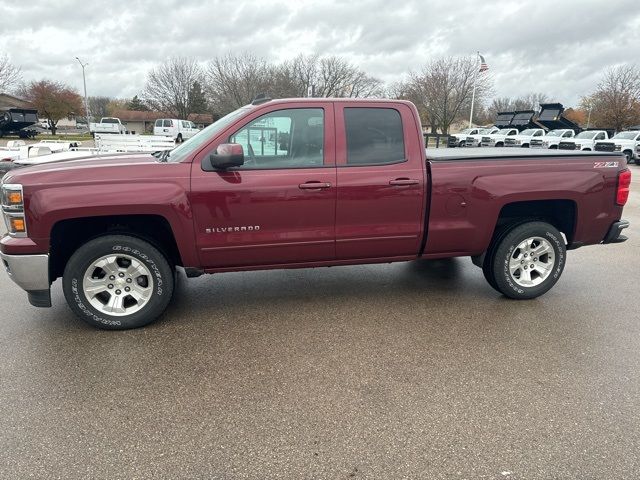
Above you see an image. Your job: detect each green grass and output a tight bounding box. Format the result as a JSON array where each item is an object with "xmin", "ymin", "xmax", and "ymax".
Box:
[{"xmin": 35, "ymin": 134, "xmax": 94, "ymax": 141}]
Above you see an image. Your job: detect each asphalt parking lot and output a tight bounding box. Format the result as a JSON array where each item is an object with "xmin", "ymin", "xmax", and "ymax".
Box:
[{"xmin": 1, "ymin": 167, "xmax": 639, "ymax": 479}]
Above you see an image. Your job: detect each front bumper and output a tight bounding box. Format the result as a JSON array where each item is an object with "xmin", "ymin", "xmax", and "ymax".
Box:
[
  {"xmin": 603, "ymin": 220, "xmax": 630, "ymax": 244},
  {"xmin": 0, "ymin": 252, "xmax": 51, "ymax": 307}
]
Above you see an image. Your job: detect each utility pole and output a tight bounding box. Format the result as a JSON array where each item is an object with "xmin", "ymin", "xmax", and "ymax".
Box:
[
  {"xmin": 468, "ymin": 52, "xmax": 480, "ymax": 128},
  {"xmin": 75, "ymin": 57, "xmax": 90, "ymax": 127}
]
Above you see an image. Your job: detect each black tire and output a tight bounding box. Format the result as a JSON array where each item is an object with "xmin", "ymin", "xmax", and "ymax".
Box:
[
  {"xmin": 482, "ymin": 220, "xmax": 531, "ymax": 293},
  {"xmin": 496, "ymin": 142, "xmax": 504, "ymax": 147},
  {"xmin": 62, "ymin": 235, "xmax": 174, "ymax": 330},
  {"xmin": 176, "ymin": 134, "xmax": 183, "ymax": 144},
  {"xmin": 636, "ymin": 157, "xmax": 640, "ymax": 166},
  {"xmin": 623, "ymin": 151, "xmax": 632, "ymax": 164},
  {"xmin": 549, "ymin": 145, "xmax": 558, "ymax": 149},
  {"xmin": 458, "ymin": 141, "xmax": 465, "ymax": 148},
  {"xmin": 522, "ymin": 143, "xmax": 529, "ymax": 148},
  {"xmin": 490, "ymin": 222, "xmax": 566, "ymax": 300}
]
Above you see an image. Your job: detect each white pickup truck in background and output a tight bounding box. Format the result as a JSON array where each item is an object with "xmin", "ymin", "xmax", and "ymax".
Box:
[
  {"xmin": 464, "ymin": 127, "xmax": 499, "ymax": 147},
  {"xmin": 504, "ymin": 128, "xmax": 546, "ymax": 148},
  {"xmin": 448, "ymin": 127, "xmax": 483, "ymax": 147},
  {"xmin": 89, "ymin": 117, "xmax": 127, "ymax": 135},
  {"xmin": 595, "ymin": 130, "xmax": 640, "ymax": 164},
  {"xmin": 480, "ymin": 128, "xmax": 519, "ymax": 147},
  {"xmin": 559, "ymin": 130, "xmax": 609, "ymax": 151},
  {"xmin": 531, "ymin": 129, "xmax": 576, "ymax": 149}
]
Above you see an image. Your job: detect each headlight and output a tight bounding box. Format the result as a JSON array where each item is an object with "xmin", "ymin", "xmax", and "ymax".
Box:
[{"xmin": 1, "ymin": 183, "xmax": 27, "ymax": 237}]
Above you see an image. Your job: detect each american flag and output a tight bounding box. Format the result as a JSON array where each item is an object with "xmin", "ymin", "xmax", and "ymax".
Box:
[{"xmin": 479, "ymin": 54, "xmax": 489, "ymax": 72}]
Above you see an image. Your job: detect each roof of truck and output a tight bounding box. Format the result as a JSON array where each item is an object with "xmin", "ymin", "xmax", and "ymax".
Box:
[{"xmin": 427, "ymin": 148, "xmax": 623, "ymax": 161}]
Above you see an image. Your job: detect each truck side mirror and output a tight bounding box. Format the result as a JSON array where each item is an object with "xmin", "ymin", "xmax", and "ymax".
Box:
[{"xmin": 203, "ymin": 143, "xmax": 244, "ymax": 171}]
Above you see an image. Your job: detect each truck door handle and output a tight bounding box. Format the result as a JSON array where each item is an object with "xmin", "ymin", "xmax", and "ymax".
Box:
[
  {"xmin": 389, "ymin": 178, "xmax": 419, "ymax": 186},
  {"xmin": 299, "ymin": 181, "xmax": 332, "ymax": 190}
]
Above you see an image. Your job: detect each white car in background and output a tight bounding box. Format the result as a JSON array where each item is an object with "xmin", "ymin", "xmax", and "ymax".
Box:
[
  {"xmin": 464, "ymin": 127, "xmax": 499, "ymax": 147},
  {"xmin": 530, "ymin": 129, "xmax": 575, "ymax": 149},
  {"xmin": 480, "ymin": 128, "xmax": 519, "ymax": 147},
  {"xmin": 153, "ymin": 118, "xmax": 199, "ymax": 143},
  {"xmin": 559, "ymin": 130, "xmax": 609, "ymax": 151},
  {"xmin": 504, "ymin": 128, "xmax": 546, "ymax": 148}
]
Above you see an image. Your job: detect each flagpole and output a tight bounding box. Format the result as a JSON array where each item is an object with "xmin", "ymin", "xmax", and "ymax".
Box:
[{"xmin": 469, "ymin": 51, "xmax": 480, "ymax": 128}]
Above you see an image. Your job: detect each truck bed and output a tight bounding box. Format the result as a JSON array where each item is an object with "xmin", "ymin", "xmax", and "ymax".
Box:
[{"xmin": 423, "ymin": 148, "xmax": 626, "ymax": 257}]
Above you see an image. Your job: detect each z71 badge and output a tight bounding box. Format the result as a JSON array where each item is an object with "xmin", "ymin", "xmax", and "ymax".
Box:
[{"xmin": 593, "ymin": 161, "xmax": 619, "ymax": 168}]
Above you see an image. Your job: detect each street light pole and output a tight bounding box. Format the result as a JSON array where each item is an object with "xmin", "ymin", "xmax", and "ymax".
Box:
[{"xmin": 75, "ymin": 57, "xmax": 90, "ymax": 127}]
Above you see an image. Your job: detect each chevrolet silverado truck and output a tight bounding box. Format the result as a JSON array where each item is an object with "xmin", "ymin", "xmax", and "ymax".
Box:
[
  {"xmin": 0, "ymin": 98, "xmax": 632, "ymax": 330},
  {"xmin": 504, "ymin": 128, "xmax": 546, "ymax": 148},
  {"xmin": 531, "ymin": 129, "xmax": 576, "ymax": 149}
]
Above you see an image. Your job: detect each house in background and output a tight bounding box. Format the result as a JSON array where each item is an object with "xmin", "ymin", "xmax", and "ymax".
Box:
[{"xmin": 0, "ymin": 92, "xmax": 32, "ymax": 110}]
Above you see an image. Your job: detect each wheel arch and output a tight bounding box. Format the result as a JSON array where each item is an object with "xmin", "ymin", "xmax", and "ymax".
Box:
[{"xmin": 49, "ymin": 214, "xmax": 183, "ymax": 282}]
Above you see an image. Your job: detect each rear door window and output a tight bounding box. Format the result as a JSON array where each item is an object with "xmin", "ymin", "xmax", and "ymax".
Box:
[{"xmin": 344, "ymin": 108, "xmax": 405, "ymax": 166}]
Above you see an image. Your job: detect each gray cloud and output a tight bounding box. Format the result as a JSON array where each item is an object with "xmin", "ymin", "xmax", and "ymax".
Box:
[{"xmin": 0, "ymin": 0, "xmax": 638, "ymax": 105}]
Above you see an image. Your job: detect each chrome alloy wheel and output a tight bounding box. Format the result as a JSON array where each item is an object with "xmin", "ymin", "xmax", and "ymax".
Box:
[
  {"xmin": 82, "ymin": 254, "xmax": 154, "ymax": 316},
  {"xmin": 508, "ymin": 236, "xmax": 555, "ymax": 287}
]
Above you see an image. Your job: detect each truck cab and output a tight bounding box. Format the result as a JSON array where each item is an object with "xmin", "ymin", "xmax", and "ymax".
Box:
[
  {"xmin": 481, "ymin": 128, "xmax": 519, "ymax": 147},
  {"xmin": 559, "ymin": 130, "xmax": 609, "ymax": 151},
  {"xmin": 465, "ymin": 127, "xmax": 499, "ymax": 147},
  {"xmin": 504, "ymin": 128, "xmax": 546, "ymax": 148},
  {"xmin": 597, "ymin": 131, "xmax": 640, "ymax": 164},
  {"xmin": 533, "ymin": 129, "xmax": 575, "ymax": 149}
]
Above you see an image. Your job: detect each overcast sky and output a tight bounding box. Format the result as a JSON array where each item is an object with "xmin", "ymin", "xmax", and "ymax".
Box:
[{"xmin": 1, "ymin": 0, "xmax": 639, "ymax": 106}]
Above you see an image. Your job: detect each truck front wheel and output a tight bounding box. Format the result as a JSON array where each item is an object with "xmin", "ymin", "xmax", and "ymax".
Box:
[
  {"xmin": 62, "ymin": 235, "xmax": 174, "ymax": 329},
  {"xmin": 489, "ymin": 222, "xmax": 566, "ymax": 300}
]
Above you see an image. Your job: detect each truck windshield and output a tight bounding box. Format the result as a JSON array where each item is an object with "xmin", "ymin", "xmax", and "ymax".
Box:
[
  {"xmin": 612, "ymin": 131, "xmax": 639, "ymax": 140},
  {"xmin": 459, "ymin": 128, "xmax": 473, "ymax": 134},
  {"xmin": 497, "ymin": 129, "xmax": 512, "ymax": 134},
  {"xmin": 102, "ymin": 118, "xmax": 118, "ymax": 124},
  {"xmin": 520, "ymin": 129, "xmax": 537, "ymax": 135},
  {"xmin": 161, "ymin": 107, "xmax": 251, "ymax": 163},
  {"xmin": 546, "ymin": 130, "xmax": 561, "ymax": 137},
  {"xmin": 575, "ymin": 131, "xmax": 597, "ymax": 139}
]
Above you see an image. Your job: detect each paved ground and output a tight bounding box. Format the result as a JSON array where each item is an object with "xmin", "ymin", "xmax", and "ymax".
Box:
[{"xmin": 1, "ymin": 166, "xmax": 639, "ymax": 479}]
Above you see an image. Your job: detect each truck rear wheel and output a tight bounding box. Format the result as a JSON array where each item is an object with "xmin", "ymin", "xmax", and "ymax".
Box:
[
  {"xmin": 62, "ymin": 235, "xmax": 174, "ymax": 330},
  {"xmin": 489, "ymin": 222, "xmax": 566, "ymax": 299}
]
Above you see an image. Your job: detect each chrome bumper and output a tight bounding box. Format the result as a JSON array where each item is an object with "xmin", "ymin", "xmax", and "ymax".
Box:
[{"xmin": 0, "ymin": 252, "xmax": 51, "ymax": 306}]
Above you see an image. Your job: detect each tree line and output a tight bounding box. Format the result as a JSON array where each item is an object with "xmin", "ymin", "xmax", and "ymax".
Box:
[{"xmin": 2, "ymin": 52, "xmax": 640, "ymax": 135}]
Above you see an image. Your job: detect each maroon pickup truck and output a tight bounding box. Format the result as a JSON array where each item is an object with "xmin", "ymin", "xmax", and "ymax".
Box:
[{"xmin": 0, "ymin": 98, "xmax": 632, "ymax": 329}]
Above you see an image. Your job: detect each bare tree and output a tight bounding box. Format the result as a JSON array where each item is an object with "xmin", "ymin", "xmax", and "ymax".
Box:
[
  {"xmin": 404, "ymin": 56, "xmax": 492, "ymax": 134},
  {"xmin": 582, "ymin": 64, "xmax": 640, "ymax": 131},
  {"xmin": 88, "ymin": 96, "xmax": 111, "ymax": 119},
  {"xmin": 0, "ymin": 54, "xmax": 21, "ymax": 92},
  {"xmin": 284, "ymin": 54, "xmax": 383, "ymax": 98},
  {"xmin": 205, "ymin": 53, "xmax": 278, "ymax": 115},
  {"xmin": 144, "ymin": 57, "xmax": 204, "ymax": 118}
]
